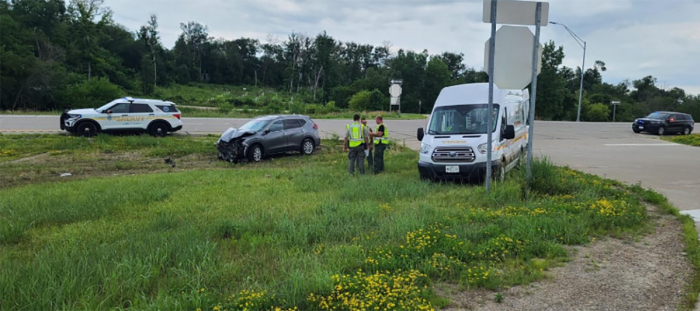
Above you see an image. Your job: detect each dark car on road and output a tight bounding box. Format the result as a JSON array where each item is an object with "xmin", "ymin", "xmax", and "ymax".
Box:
[
  {"xmin": 633, "ymin": 111, "xmax": 694, "ymax": 136},
  {"xmin": 216, "ymin": 115, "xmax": 321, "ymax": 163}
]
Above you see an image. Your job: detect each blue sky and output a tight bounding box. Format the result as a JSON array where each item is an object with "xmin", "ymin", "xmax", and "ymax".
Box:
[{"xmin": 107, "ymin": 0, "xmax": 700, "ymax": 95}]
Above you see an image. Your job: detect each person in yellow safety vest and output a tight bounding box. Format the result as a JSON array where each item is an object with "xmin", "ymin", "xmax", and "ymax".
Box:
[
  {"xmin": 370, "ymin": 115, "xmax": 389, "ymax": 174},
  {"xmin": 361, "ymin": 117, "xmax": 374, "ymax": 170},
  {"xmin": 343, "ymin": 114, "xmax": 370, "ymax": 174}
]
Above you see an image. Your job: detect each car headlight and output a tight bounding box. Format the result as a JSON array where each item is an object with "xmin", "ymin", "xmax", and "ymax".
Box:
[
  {"xmin": 69, "ymin": 114, "xmax": 82, "ymax": 118},
  {"xmin": 478, "ymin": 143, "xmax": 489, "ymax": 154},
  {"xmin": 420, "ymin": 143, "xmax": 431, "ymax": 154}
]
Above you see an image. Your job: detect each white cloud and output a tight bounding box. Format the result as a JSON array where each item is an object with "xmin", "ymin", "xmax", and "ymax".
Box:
[{"xmin": 105, "ymin": 0, "xmax": 700, "ymax": 95}]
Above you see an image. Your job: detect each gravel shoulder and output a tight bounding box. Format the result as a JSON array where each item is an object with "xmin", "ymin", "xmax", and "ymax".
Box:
[{"xmin": 441, "ymin": 203, "xmax": 693, "ymax": 311}]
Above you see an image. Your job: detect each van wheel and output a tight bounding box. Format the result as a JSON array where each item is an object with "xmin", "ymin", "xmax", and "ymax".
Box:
[
  {"xmin": 496, "ymin": 164, "xmax": 506, "ymax": 182},
  {"xmin": 518, "ymin": 148, "xmax": 528, "ymax": 169},
  {"xmin": 149, "ymin": 122, "xmax": 168, "ymax": 137},
  {"xmin": 77, "ymin": 122, "xmax": 98, "ymax": 137}
]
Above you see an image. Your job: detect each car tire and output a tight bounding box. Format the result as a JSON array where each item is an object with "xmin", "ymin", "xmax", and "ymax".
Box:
[
  {"xmin": 633, "ymin": 129, "xmax": 641, "ymax": 134},
  {"xmin": 657, "ymin": 126, "xmax": 666, "ymax": 136},
  {"xmin": 149, "ymin": 122, "xmax": 169, "ymax": 137},
  {"xmin": 247, "ymin": 144, "xmax": 263, "ymax": 163},
  {"xmin": 76, "ymin": 122, "xmax": 98, "ymax": 137},
  {"xmin": 301, "ymin": 138, "xmax": 315, "ymax": 155},
  {"xmin": 683, "ymin": 127, "xmax": 691, "ymax": 135}
]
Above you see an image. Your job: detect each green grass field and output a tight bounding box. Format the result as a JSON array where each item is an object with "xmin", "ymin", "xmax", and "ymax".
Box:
[
  {"xmin": 0, "ymin": 134, "xmax": 659, "ymax": 310},
  {"xmin": 664, "ymin": 134, "xmax": 700, "ymax": 147}
]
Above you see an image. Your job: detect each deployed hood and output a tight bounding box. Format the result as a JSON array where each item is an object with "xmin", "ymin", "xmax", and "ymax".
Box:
[
  {"xmin": 67, "ymin": 108, "xmax": 97, "ymax": 115},
  {"xmin": 218, "ymin": 127, "xmax": 256, "ymax": 143}
]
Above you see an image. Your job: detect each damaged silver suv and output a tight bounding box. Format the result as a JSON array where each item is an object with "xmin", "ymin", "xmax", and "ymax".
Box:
[{"xmin": 217, "ymin": 115, "xmax": 321, "ymax": 163}]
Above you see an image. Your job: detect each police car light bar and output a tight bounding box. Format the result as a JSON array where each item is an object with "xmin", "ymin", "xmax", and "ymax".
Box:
[{"xmin": 125, "ymin": 96, "xmax": 135, "ymax": 103}]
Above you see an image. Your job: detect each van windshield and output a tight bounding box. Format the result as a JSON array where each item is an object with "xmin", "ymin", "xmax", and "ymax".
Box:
[{"xmin": 428, "ymin": 104, "xmax": 499, "ymax": 135}]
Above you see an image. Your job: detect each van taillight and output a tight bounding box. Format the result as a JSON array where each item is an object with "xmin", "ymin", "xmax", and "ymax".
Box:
[
  {"xmin": 174, "ymin": 113, "xmax": 181, "ymax": 120},
  {"xmin": 313, "ymin": 123, "xmax": 318, "ymax": 130}
]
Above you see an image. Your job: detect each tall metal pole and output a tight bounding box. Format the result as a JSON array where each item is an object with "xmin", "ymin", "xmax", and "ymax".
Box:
[
  {"xmin": 526, "ymin": 3, "xmax": 542, "ymax": 185},
  {"xmin": 576, "ymin": 42, "xmax": 586, "ymax": 122},
  {"xmin": 613, "ymin": 104, "xmax": 616, "ymax": 122},
  {"xmin": 486, "ymin": 0, "xmax": 497, "ymax": 193}
]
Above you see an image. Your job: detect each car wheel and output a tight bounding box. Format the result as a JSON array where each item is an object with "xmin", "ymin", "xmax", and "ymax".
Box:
[
  {"xmin": 657, "ymin": 126, "xmax": 666, "ymax": 136},
  {"xmin": 149, "ymin": 122, "xmax": 168, "ymax": 137},
  {"xmin": 633, "ymin": 129, "xmax": 641, "ymax": 134},
  {"xmin": 301, "ymin": 138, "xmax": 315, "ymax": 155},
  {"xmin": 247, "ymin": 144, "xmax": 263, "ymax": 163},
  {"xmin": 684, "ymin": 127, "xmax": 691, "ymax": 135},
  {"xmin": 77, "ymin": 122, "xmax": 97, "ymax": 137}
]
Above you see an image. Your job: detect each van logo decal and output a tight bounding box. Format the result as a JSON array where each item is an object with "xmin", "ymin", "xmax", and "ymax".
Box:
[
  {"xmin": 442, "ymin": 140, "xmax": 467, "ymax": 144},
  {"xmin": 449, "ymin": 152, "xmax": 457, "ymax": 157}
]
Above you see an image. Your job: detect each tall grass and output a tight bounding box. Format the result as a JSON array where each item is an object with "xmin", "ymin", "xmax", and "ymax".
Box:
[{"xmin": 0, "ymin": 142, "xmax": 651, "ymax": 310}]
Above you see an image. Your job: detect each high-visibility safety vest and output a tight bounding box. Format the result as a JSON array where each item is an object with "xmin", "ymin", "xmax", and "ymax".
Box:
[
  {"xmin": 347, "ymin": 122, "xmax": 365, "ymax": 148},
  {"xmin": 374, "ymin": 124, "xmax": 389, "ymax": 145}
]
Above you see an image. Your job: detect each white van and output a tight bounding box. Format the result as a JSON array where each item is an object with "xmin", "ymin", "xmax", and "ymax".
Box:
[{"xmin": 417, "ymin": 83, "xmax": 529, "ymax": 181}]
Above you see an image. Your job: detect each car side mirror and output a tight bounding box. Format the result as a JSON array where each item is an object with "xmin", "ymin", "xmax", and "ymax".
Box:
[
  {"xmin": 503, "ymin": 125, "xmax": 516, "ymax": 140},
  {"xmin": 417, "ymin": 127, "xmax": 424, "ymax": 141},
  {"xmin": 105, "ymin": 110, "xmax": 112, "ymax": 114},
  {"xmin": 263, "ymin": 129, "xmax": 270, "ymax": 135}
]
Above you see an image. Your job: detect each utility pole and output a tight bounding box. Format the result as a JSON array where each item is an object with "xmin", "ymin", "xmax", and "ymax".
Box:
[
  {"xmin": 550, "ymin": 22, "xmax": 586, "ymax": 122},
  {"xmin": 611, "ymin": 100, "xmax": 620, "ymax": 122}
]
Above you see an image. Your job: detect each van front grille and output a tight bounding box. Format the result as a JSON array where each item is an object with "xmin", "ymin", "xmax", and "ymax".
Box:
[{"xmin": 432, "ymin": 147, "xmax": 475, "ymax": 163}]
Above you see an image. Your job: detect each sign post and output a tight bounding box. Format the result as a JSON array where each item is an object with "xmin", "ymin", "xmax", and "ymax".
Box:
[
  {"xmin": 525, "ymin": 2, "xmax": 542, "ymax": 185},
  {"xmin": 389, "ymin": 80, "xmax": 403, "ymax": 117},
  {"xmin": 485, "ymin": 0, "xmax": 498, "ymax": 193},
  {"xmin": 482, "ymin": 0, "xmax": 548, "ymax": 191},
  {"xmin": 611, "ymin": 100, "xmax": 621, "ymax": 122}
]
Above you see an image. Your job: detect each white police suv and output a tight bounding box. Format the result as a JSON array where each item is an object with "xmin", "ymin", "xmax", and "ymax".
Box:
[{"xmin": 60, "ymin": 97, "xmax": 183, "ymax": 137}]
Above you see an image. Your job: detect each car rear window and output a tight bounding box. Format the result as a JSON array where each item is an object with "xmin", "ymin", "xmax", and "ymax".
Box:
[
  {"xmin": 284, "ymin": 119, "xmax": 303, "ymax": 129},
  {"xmin": 156, "ymin": 104, "xmax": 179, "ymax": 113},
  {"xmin": 130, "ymin": 103, "xmax": 153, "ymax": 113}
]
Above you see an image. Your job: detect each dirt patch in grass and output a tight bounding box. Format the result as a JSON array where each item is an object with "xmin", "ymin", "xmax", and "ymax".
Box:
[
  {"xmin": 440, "ymin": 203, "xmax": 692, "ymax": 311},
  {"xmin": 0, "ymin": 152, "xmax": 228, "ymax": 189}
]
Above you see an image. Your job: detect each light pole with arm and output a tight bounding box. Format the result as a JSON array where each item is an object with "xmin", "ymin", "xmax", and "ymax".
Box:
[{"xmin": 550, "ymin": 21, "xmax": 586, "ymax": 122}]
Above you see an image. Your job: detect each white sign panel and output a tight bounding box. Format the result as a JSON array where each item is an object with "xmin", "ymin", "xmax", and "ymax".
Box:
[
  {"xmin": 484, "ymin": 26, "xmax": 542, "ymax": 90},
  {"xmin": 389, "ymin": 84, "xmax": 402, "ymax": 97},
  {"xmin": 483, "ymin": 0, "xmax": 550, "ymax": 26}
]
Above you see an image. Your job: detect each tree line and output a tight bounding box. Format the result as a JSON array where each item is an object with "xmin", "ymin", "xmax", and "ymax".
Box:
[{"xmin": 1, "ymin": 0, "xmax": 699, "ymax": 121}]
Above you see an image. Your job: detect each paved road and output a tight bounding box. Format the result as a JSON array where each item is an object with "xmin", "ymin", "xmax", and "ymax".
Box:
[{"xmin": 2, "ymin": 115, "xmax": 700, "ymax": 215}]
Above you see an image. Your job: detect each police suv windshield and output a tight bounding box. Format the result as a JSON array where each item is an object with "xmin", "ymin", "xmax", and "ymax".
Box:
[
  {"xmin": 239, "ymin": 119, "xmax": 271, "ymax": 132},
  {"xmin": 428, "ymin": 104, "xmax": 499, "ymax": 135},
  {"xmin": 96, "ymin": 100, "xmax": 120, "ymax": 112},
  {"xmin": 646, "ymin": 112, "xmax": 669, "ymax": 120}
]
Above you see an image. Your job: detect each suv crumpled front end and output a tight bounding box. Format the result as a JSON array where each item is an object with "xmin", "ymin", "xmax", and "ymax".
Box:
[{"xmin": 217, "ymin": 127, "xmax": 256, "ymax": 162}]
